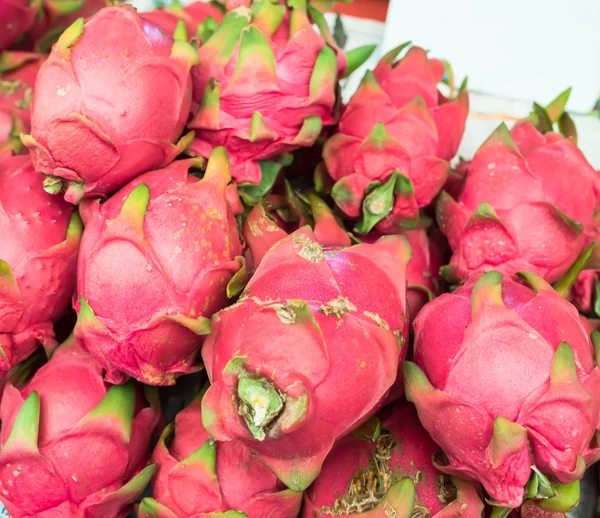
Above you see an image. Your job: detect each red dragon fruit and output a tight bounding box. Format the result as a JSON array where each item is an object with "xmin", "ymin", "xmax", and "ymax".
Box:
[
  {"xmin": 0, "ymin": 51, "xmax": 44, "ymax": 153},
  {"xmin": 138, "ymin": 388, "xmax": 302, "ymax": 518},
  {"xmin": 21, "ymin": 6, "xmax": 198, "ymax": 203},
  {"xmin": 0, "ymin": 151, "xmax": 81, "ymax": 381},
  {"xmin": 74, "ymin": 150, "xmax": 245, "ymax": 386},
  {"xmin": 303, "ymin": 401, "xmax": 484, "ymax": 517},
  {"xmin": 404, "ymin": 271, "xmax": 600, "ymax": 510},
  {"xmin": 0, "ymin": 336, "xmax": 161, "ymax": 517},
  {"xmin": 322, "ymin": 44, "xmax": 469, "ymax": 234},
  {"xmin": 201, "ymin": 226, "xmax": 410, "ymax": 491},
  {"xmin": 141, "ymin": 0, "xmax": 223, "ymax": 41},
  {"xmin": 0, "ymin": 0, "xmax": 40, "ymax": 50},
  {"xmin": 437, "ymin": 117, "xmax": 600, "ymax": 283},
  {"xmin": 187, "ymin": 0, "xmax": 345, "ymax": 185}
]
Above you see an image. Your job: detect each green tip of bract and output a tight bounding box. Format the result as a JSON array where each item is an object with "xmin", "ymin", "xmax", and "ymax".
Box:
[
  {"xmin": 67, "ymin": 212, "xmax": 83, "ymax": 241},
  {"xmin": 546, "ymin": 88, "xmax": 572, "ymax": 124},
  {"xmin": 483, "ymin": 123, "xmax": 520, "ymax": 154},
  {"xmin": 517, "ymin": 271, "xmax": 553, "ymax": 293},
  {"xmin": 5, "ymin": 391, "xmax": 40, "ymax": 451},
  {"xmin": 250, "ymin": 111, "xmax": 275, "ymax": 143},
  {"xmin": 56, "ymin": 17, "xmax": 84, "ymax": 56},
  {"xmin": 378, "ymin": 477, "xmax": 416, "ymax": 516},
  {"xmin": 171, "ymin": 39, "xmax": 199, "ymax": 66},
  {"xmin": 85, "ymin": 382, "xmax": 136, "ymax": 440},
  {"xmin": 204, "ymin": 146, "xmax": 231, "ymax": 186},
  {"xmin": 490, "ymin": 416, "xmax": 527, "ymax": 467},
  {"xmin": 310, "ymin": 46, "xmax": 337, "ymax": 99},
  {"xmin": 471, "ymin": 271, "xmax": 504, "ymax": 317},
  {"xmin": 343, "ymin": 44, "xmax": 377, "ymax": 78},
  {"xmin": 236, "ymin": 25, "xmax": 276, "ymax": 80},
  {"xmin": 550, "ymin": 342, "xmax": 578, "ymax": 384},
  {"xmin": 115, "ymin": 183, "xmax": 150, "ymax": 230},
  {"xmin": 173, "ymin": 19, "xmax": 187, "ymax": 41},
  {"xmin": 237, "ymin": 377, "xmax": 284, "ymax": 440},
  {"xmin": 138, "ymin": 497, "xmax": 172, "ymax": 517}
]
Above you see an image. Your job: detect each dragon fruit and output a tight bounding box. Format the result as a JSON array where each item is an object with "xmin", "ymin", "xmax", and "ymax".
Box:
[
  {"xmin": 437, "ymin": 116, "xmax": 600, "ymax": 283},
  {"xmin": 22, "ymin": 6, "xmax": 198, "ymax": 203},
  {"xmin": 404, "ymin": 271, "xmax": 600, "ymax": 510},
  {"xmin": 138, "ymin": 388, "xmax": 302, "ymax": 518},
  {"xmin": 0, "ymin": 0, "xmax": 40, "ymax": 50},
  {"xmin": 0, "ymin": 151, "xmax": 81, "ymax": 380},
  {"xmin": 322, "ymin": 44, "xmax": 469, "ymax": 234},
  {"xmin": 187, "ymin": 0, "xmax": 345, "ymax": 185},
  {"xmin": 74, "ymin": 150, "xmax": 244, "ymax": 385},
  {"xmin": 0, "ymin": 336, "xmax": 161, "ymax": 517},
  {"xmin": 201, "ymin": 226, "xmax": 410, "ymax": 491},
  {"xmin": 141, "ymin": 1, "xmax": 223, "ymax": 41},
  {"xmin": 0, "ymin": 51, "xmax": 43, "ymax": 153},
  {"xmin": 303, "ymin": 401, "xmax": 484, "ymax": 517}
]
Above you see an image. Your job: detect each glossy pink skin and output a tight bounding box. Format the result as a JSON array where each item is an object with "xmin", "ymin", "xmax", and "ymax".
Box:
[
  {"xmin": 0, "ymin": 152, "xmax": 80, "ymax": 377},
  {"xmin": 0, "ymin": 52, "xmax": 43, "ymax": 147},
  {"xmin": 202, "ymin": 227, "xmax": 409, "ymax": 491},
  {"xmin": 25, "ymin": 6, "xmax": 194, "ymax": 202},
  {"xmin": 75, "ymin": 159, "xmax": 242, "ymax": 386},
  {"xmin": 303, "ymin": 401, "xmax": 483, "ymax": 517},
  {"xmin": 0, "ymin": 0, "xmax": 38, "ymax": 50},
  {"xmin": 141, "ymin": 2, "xmax": 223, "ymax": 39},
  {"xmin": 0, "ymin": 340, "xmax": 161, "ymax": 517},
  {"xmin": 410, "ymin": 275, "xmax": 600, "ymax": 507},
  {"xmin": 437, "ymin": 121, "xmax": 600, "ymax": 283},
  {"xmin": 148, "ymin": 395, "xmax": 301, "ymax": 518},
  {"xmin": 323, "ymin": 47, "xmax": 468, "ymax": 232},
  {"xmin": 188, "ymin": 8, "xmax": 343, "ymax": 184}
]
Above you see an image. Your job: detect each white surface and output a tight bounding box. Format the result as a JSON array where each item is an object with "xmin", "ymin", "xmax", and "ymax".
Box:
[
  {"xmin": 383, "ymin": 0, "xmax": 600, "ymax": 113},
  {"xmin": 462, "ymin": 92, "xmax": 600, "ymax": 168}
]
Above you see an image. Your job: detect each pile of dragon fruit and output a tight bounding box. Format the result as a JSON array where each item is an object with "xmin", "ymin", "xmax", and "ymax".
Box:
[{"xmin": 2, "ymin": 0, "xmax": 600, "ymax": 516}]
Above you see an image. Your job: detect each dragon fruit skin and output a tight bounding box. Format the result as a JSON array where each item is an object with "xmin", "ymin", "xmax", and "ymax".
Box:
[
  {"xmin": 187, "ymin": 1, "xmax": 344, "ymax": 185},
  {"xmin": 141, "ymin": 1, "xmax": 223, "ymax": 40},
  {"xmin": 323, "ymin": 45, "xmax": 469, "ymax": 234},
  {"xmin": 21, "ymin": 6, "xmax": 198, "ymax": 204},
  {"xmin": 74, "ymin": 151, "xmax": 244, "ymax": 386},
  {"xmin": 437, "ymin": 121, "xmax": 600, "ymax": 283},
  {"xmin": 303, "ymin": 401, "xmax": 484, "ymax": 518},
  {"xmin": 0, "ymin": 0, "xmax": 40, "ymax": 50},
  {"xmin": 201, "ymin": 227, "xmax": 410, "ymax": 492},
  {"xmin": 138, "ymin": 390, "xmax": 302, "ymax": 518},
  {"xmin": 0, "ymin": 337, "xmax": 161, "ymax": 517},
  {"xmin": 0, "ymin": 152, "xmax": 81, "ymax": 379},
  {"xmin": 0, "ymin": 52, "xmax": 44, "ymax": 153},
  {"xmin": 404, "ymin": 271, "xmax": 600, "ymax": 509}
]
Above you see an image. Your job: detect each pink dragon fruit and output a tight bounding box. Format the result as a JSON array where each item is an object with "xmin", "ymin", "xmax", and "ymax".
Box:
[
  {"xmin": 0, "ymin": 151, "xmax": 81, "ymax": 380},
  {"xmin": 404, "ymin": 271, "xmax": 600, "ymax": 510},
  {"xmin": 0, "ymin": 0, "xmax": 40, "ymax": 50},
  {"xmin": 303, "ymin": 401, "xmax": 484, "ymax": 517},
  {"xmin": 0, "ymin": 51, "xmax": 44, "ymax": 152},
  {"xmin": 138, "ymin": 388, "xmax": 302, "ymax": 518},
  {"xmin": 22, "ymin": 6, "xmax": 198, "ymax": 203},
  {"xmin": 0, "ymin": 336, "xmax": 161, "ymax": 517},
  {"xmin": 323, "ymin": 44, "xmax": 469, "ymax": 234},
  {"xmin": 74, "ymin": 150, "xmax": 245, "ymax": 385},
  {"xmin": 141, "ymin": 1, "xmax": 223, "ymax": 41},
  {"xmin": 187, "ymin": 0, "xmax": 345, "ymax": 185},
  {"xmin": 437, "ymin": 116, "xmax": 600, "ymax": 283},
  {"xmin": 201, "ymin": 226, "xmax": 410, "ymax": 491}
]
